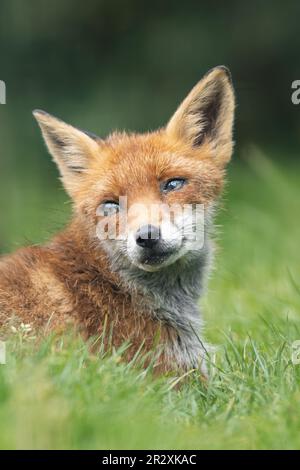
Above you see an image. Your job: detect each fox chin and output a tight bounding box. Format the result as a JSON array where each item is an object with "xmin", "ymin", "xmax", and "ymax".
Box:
[{"xmin": 0, "ymin": 66, "xmax": 235, "ymax": 376}]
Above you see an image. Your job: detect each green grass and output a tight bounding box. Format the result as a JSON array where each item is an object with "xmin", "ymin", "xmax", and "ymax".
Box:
[{"xmin": 1, "ymin": 149, "xmax": 300, "ymax": 449}]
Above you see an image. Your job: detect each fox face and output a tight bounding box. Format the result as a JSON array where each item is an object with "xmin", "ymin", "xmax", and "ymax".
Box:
[{"xmin": 34, "ymin": 66, "xmax": 234, "ymax": 273}]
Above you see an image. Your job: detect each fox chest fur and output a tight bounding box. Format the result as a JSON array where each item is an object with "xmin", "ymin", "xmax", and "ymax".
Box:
[{"xmin": 0, "ymin": 66, "xmax": 235, "ymax": 375}]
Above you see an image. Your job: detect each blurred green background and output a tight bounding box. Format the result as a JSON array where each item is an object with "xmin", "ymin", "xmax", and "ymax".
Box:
[{"xmin": 0, "ymin": 0, "xmax": 300, "ymax": 251}]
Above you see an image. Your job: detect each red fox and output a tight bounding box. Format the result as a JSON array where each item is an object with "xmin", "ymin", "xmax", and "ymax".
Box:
[{"xmin": 0, "ymin": 66, "xmax": 234, "ymax": 375}]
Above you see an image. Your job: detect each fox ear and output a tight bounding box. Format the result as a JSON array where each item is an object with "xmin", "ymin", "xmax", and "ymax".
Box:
[
  {"xmin": 33, "ymin": 110, "xmax": 100, "ymax": 196},
  {"xmin": 166, "ymin": 66, "xmax": 235, "ymax": 165}
]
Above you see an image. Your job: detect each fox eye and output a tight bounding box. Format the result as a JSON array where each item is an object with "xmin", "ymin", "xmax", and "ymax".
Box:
[
  {"xmin": 162, "ymin": 178, "xmax": 187, "ymax": 193},
  {"xmin": 99, "ymin": 201, "xmax": 120, "ymax": 216}
]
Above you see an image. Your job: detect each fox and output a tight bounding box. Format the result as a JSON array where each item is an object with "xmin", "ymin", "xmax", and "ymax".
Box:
[{"xmin": 0, "ymin": 66, "xmax": 234, "ymax": 376}]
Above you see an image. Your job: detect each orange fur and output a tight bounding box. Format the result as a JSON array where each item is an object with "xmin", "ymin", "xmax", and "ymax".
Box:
[{"xmin": 0, "ymin": 67, "xmax": 235, "ymax": 374}]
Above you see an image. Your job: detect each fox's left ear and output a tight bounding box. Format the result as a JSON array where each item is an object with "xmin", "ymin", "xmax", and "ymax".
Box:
[
  {"xmin": 33, "ymin": 110, "xmax": 100, "ymax": 196},
  {"xmin": 166, "ymin": 66, "xmax": 235, "ymax": 166}
]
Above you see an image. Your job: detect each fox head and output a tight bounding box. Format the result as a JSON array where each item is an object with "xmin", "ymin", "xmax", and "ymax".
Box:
[{"xmin": 34, "ymin": 66, "xmax": 235, "ymax": 272}]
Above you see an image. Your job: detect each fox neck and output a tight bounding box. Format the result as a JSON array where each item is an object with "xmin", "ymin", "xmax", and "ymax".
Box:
[
  {"xmin": 116, "ymin": 243, "xmax": 212, "ymax": 371},
  {"xmin": 118, "ymin": 246, "xmax": 210, "ymax": 316}
]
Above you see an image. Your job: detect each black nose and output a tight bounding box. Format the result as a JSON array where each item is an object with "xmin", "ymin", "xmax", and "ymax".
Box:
[{"xmin": 135, "ymin": 224, "xmax": 161, "ymax": 249}]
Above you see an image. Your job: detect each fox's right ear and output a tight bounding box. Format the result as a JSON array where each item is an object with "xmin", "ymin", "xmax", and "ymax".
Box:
[
  {"xmin": 166, "ymin": 66, "xmax": 235, "ymax": 166},
  {"xmin": 33, "ymin": 110, "xmax": 100, "ymax": 196}
]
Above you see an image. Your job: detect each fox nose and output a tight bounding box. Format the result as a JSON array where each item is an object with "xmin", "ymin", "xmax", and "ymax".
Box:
[{"xmin": 135, "ymin": 224, "xmax": 161, "ymax": 249}]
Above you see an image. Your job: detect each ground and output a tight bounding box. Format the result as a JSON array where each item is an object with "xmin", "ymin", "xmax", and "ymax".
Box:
[{"xmin": 0, "ymin": 149, "xmax": 300, "ymax": 449}]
